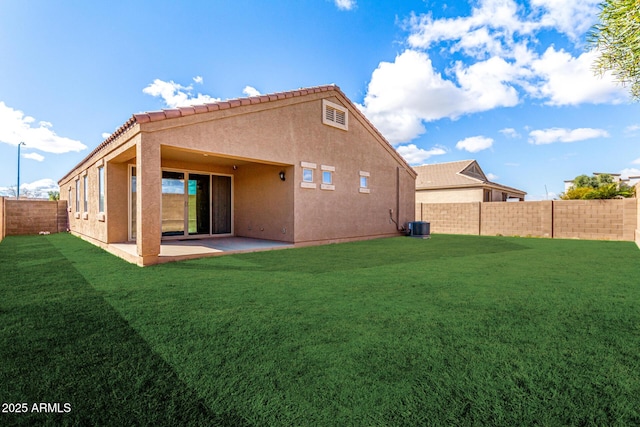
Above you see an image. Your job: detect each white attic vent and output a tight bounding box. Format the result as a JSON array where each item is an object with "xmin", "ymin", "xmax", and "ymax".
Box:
[{"xmin": 322, "ymin": 99, "xmax": 348, "ymax": 131}]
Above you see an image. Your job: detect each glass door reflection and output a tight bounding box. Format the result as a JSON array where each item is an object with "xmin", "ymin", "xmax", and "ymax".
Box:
[{"xmin": 162, "ymin": 171, "xmax": 185, "ymax": 237}]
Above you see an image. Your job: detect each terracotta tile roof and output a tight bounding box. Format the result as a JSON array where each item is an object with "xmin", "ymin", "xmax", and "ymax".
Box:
[
  {"xmin": 414, "ymin": 160, "xmax": 479, "ymax": 188},
  {"xmin": 59, "ymin": 84, "xmax": 415, "ymax": 183},
  {"xmin": 132, "ymin": 84, "xmax": 335, "ymax": 124},
  {"xmin": 415, "ymin": 160, "xmax": 526, "ymax": 195}
]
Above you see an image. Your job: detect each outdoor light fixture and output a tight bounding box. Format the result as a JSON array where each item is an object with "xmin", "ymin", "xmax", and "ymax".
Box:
[
  {"xmin": 17, "ymin": 142, "xmax": 25, "ymax": 200},
  {"xmin": 279, "ymin": 171, "xmax": 286, "ymax": 181}
]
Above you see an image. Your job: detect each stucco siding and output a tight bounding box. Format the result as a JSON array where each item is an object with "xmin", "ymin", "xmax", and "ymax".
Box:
[
  {"xmin": 57, "ymin": 86, "xmax": 415, "ymax": 264},
  {"xmin": 416, "ymin": 188, "xmax": 483, "ymax": 204},
  {"xmin": 235, "ymin": 163, "xmax": 294, "ymax": 242}
]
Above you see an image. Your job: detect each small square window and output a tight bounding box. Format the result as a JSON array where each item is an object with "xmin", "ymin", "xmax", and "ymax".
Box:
[
  {"xmin": 303, "ymin": 168, "xmax": 313, "ymax": 183},
  {"xmin": 322, "ymin": 171, "xmax": 332, "ymax": 185}
]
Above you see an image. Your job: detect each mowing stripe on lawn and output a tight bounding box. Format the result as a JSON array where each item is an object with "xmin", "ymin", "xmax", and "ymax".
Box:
[
  {"xmin": 4, "ymin": 233, "xmax": 640, "ymax": 426},
  {"xmin": 0, "ymin": 235, "xmax": 246, "ymax": 426}
]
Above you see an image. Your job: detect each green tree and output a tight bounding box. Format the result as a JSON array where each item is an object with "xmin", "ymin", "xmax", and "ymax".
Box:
[
  {"xmin": 589, "ymin": 0, "xmax": 640, "ymax": 100},
  {"xmin": 48, "ymin": 191, "xmax": 60, "ymax": 201},
  {"xmin": 596, "ymin": 173, "xmax": 614, "ymax": 186},
  {"xmin": 561, "ymin": 173, "xmax": 636, "ymax": 200},
  {"xmin": 573, "ymin": 174, "xmax": 594, "ymax": 188}
]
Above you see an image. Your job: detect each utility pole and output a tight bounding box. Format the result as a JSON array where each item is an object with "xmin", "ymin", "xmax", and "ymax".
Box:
[{"xmin": 17, "ymin": 142, "xmax": 25, "ymax": 200}]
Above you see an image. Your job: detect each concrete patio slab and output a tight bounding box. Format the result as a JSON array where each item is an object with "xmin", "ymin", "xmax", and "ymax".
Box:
[{"xmin": 108, "ymin": 237, "xmax": 294, "ymax": 265}]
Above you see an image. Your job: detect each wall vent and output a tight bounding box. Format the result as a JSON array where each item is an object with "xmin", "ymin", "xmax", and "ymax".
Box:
[{"xmin": 322, "ymin": 99, "xmax": 348, "ymax": 131}]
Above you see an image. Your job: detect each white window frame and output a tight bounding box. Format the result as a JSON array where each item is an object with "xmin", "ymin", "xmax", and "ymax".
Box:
[
  {"xmin": 75, "ymin": 178, "xmax": 80, "ymax": 213},
  {"xmin": 98, "ymin": 166, "xmax": 105, "ymax": 213},
  {"xmin": 81, "ymin": 174, "xmax": 89, "ymax": 220},
  {"xmin": 83, "ymin": 175, "xmax": 88, "ymax": 213},
  {"xmin": 322, "ymin": 99, "xmax": 348, "ymax": 131},
  {"xmin": 359, "ymin": 171, "xmax": 370, "ymax": 193},
  {"xmin": 303, "ymin": 168, "xmax": 313, "ymax": 183},
  {"xmin": 321, "ymin": 165, "xmax": 335, "ymax": 191},
  {"xmin": 300, "ymin": 161, "xmax": 317, "ymax": 189}
]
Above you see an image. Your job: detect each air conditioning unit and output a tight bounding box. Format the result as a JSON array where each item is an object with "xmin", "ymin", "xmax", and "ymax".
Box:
[{"xmin": 407, "ymin": 221, "xmax": 430, "ymax": 239}]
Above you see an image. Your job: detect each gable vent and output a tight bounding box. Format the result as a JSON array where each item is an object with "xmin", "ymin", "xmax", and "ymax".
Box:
[{"xmin": 322, "ymin": 99, "xmax": 348, "ymax": 131}]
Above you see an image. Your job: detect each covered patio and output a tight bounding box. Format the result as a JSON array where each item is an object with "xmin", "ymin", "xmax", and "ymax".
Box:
[{"xmin": 108, "ymin": 236, "xmax": 294, "ymax": 265}]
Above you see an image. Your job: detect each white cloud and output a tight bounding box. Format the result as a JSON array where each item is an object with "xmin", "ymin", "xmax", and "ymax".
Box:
[
  {"xmin": 360, "ymin": 0, "xmax": 627, "ymax": 144},
  {"xmin": 408, "ymin": 0, "xmax": 599, "ymax": 52},
  {"xmin": 456, "ymin": 135, "xmax": 494, "ymax": 152},
  {"xmin": 528, "ymin": 127, "xmax": 610, "ymax": 145},
  {"xmin": 486, "ymin": 172, "xmax": 499, "ymax": 181},
  {"xmin": 0, "ymin": 102, "xmax": 87, "ymax": 154},
  {"xmin": 530, "ymin": 0, "xmax": 601, "ymax": 40},
  {"xmin": 631, "ymin": 158, "xmax": 640, "ymax": 165},
  {"xmin": 334, "ymin": 0, "xmax": 356, "ymax": 11},
  {"xmin": 23, "ymin": 152, "xmax": 45, "ymax": 162},
  {"xmin": 395, "ymin": 144, "xmax": 446, "ymax": 165},
  {"xmin": 22, "ymin": 178, "xmax": 57, "ymax": 194},
  {"xmin": 407, "ymin": 0, "xmax": 531, "ymax": 54},
  {"xmin": 620, "ymin": 168, "xmax": 640, "ymax": 178},
  {"xmin": 624, "ymin": 125, "xmax": 640, "ymax": 136},
  {"xmin": 143, "ymin": 78, "xmax": 221, "ymax": 108},
  {"xmin": 528, "ymin": 47, "xmax": 628, "ymax": 105},
  {"xmin": 242, "ymin": 86, "xmax": 261, "ymax": 97},
  {"xmin": 193, "ymin": 76, "xmax": 203, "ymax": 84},
  {"xmin": 101, "ymin": 132, "xmax": 111, "ymax": 139},
  {"xmin": 500, "ymin": 128, "xmax": 520, "ymax": 138},
  {"xmin": 0, "ymin": 178, "xmax": 59, "ymax": 199},
  {"xmin": 358, "ymin": 50, "xmax": 518, "ymax": 144}
]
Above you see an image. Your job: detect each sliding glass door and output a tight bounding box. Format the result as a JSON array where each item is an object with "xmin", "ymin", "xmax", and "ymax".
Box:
[
  {"xmin": 129, "ymin": 167, "xmax": 232, "ymax": 240},
  {"xmin": 212, "ymin": 175, "xmax": 232, "ymax": 234},
  {"xmin": 162, "ymin": 171, "xmax": 186, "ymax": 237},
  {"xmin": 188, "ymin": 174, "xmax": 211, "ymax": 235},
  {"xmin": 159, "ymin": 170, "xmax": 231, "ymax": 238}
]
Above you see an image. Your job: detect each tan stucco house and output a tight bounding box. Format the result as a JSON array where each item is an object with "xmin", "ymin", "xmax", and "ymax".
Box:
[
  {"xmin": 58, "ymin": 85, "xmax": 416, "ymax": 265},
  {"xmin": 414, "ymin": 160, "xmax": 526, "ymax": 203}
]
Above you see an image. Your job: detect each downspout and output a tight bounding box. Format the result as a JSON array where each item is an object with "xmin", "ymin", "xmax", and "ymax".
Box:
[
  {"xmin": 389, "ymin": 166, "xmax": 405, "ymax": 233},
  {"xmin": 397, "ymin": 166, "xmax": 400, "ymax": 228}
]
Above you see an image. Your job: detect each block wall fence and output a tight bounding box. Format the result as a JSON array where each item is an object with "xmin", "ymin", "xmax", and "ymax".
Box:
[
  {"xmin": 1, "ymin": 195, "xmax": 639, "ymax": 251},
  {"xmin": 0, "ymin": 197, "xmax": 68, "ymax": 241},
  {"xmin": 417, "ymin": 197, "xmax": 639, "ymax": 246}
]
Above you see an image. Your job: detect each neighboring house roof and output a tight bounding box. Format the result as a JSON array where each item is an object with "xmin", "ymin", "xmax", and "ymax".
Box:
[
  {"xmin": 60, "ymin": 84, "xmax": 415, "ymax": 182},
  {"xmin": 414, "ymin": 160, "xmax": 526, "ymax": 196}
]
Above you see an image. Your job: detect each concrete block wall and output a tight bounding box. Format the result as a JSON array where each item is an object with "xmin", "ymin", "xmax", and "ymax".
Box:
[
  {"xmin": 57, "ymin": 200, "xmax": 69, "ymax": 233},
  {"xmin": 419, "ymin": 198, "xmax": 638, "ymax": 242},
  {"xmin": 2, "ymin": 199, "xmax": 68, "ymax": 236},
  {"xmin": 419, "ymin": 202, "xmax": 480, "ymax": 235},
  {"xmin": 553, "ymin": 199, "xmax": 635, "ymax": 241},
  {"xmin": 481, "ymin": 201, "xmax": 553, "ymax": 238}
]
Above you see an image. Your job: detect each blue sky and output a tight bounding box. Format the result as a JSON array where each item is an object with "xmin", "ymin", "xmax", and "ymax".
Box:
[{"xmin": 1, "ymin": 0, "xmax": 639, "ymax": 200}]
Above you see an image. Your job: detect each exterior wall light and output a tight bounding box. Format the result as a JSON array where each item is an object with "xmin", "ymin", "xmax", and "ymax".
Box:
[{"xmin": 279, "ymin": 171, "xmax": 286, "ymax": 181}]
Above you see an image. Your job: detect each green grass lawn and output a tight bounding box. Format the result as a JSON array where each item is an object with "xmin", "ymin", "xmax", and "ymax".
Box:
[{"xmin": 1, "ymin": 233, "xmax": 640, "ymax": 426}]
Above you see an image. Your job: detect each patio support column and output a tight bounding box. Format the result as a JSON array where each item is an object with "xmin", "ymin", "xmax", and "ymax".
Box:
[{"xmin": 136, "ymin": 137, "xmax": 161, "ymax": 266}]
